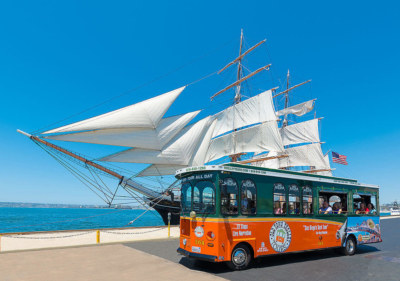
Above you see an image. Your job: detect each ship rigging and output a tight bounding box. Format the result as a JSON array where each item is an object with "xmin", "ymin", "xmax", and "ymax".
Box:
[{"xmin": 18, "ymin": 31, "xmax": 333, "ymax": 225}]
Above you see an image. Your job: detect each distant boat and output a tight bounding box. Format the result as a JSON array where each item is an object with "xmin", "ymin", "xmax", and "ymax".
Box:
[
  {"xmin": 390, "ymin": 200, "xmax": 399, "ymax": 216},
  {"xmin": 18, "ymin": 30, "xmax": 332, "ymax": 225}
]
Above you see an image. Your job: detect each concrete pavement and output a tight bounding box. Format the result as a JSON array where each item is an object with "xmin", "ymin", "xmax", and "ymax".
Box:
[{"xmin": 0, "ymin": 243, "xmax": 226, "ymax": 281}]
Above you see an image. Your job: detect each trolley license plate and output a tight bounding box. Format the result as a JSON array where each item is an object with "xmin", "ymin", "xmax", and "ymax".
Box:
[{"xmin": 192, "ymin": 246, "xmax": 201, "ymax": 253}]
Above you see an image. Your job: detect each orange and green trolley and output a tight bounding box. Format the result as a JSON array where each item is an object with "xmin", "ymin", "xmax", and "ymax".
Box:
[{"xmin": 176, "ymin": 163, "xmax": 381, "ymax": 270}]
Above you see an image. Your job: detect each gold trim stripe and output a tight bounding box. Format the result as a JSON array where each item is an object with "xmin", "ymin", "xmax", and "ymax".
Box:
[{"xmin": 182, "ymin": 217, "xmax": 343, "ymax": 226}]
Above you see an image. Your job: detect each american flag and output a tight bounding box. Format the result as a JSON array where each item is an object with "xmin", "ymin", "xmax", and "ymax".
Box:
[{"xmin": 332, "ymin": 152, "xmax": 348, "ymax": 165}]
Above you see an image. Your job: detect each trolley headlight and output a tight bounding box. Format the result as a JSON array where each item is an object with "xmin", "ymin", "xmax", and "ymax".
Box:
[{"xmin": 194, "ymin": 226, "xmax": 204, "ymax": 238}]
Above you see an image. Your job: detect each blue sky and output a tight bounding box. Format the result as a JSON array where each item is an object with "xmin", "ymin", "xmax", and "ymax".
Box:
[{"xmin": 1, "ymin": 1, "xmax": 399, "ymax": 205}]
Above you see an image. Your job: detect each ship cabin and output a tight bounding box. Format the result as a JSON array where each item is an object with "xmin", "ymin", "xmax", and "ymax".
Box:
[{"xmin": 175, "ymin": 163, "xmax": 380, "ymax": 270}]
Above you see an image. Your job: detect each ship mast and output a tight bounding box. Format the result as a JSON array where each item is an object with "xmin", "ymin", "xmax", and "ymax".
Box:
[
  {"xmin": 211, "ymin": 32, "xmax": 268, "ymax": 100},
  {"xmin": 283, "ymin": 69, "xmax": 290, "ymax": 128},
  {"xmin": 285, "ymin": 70, "xmax": 290, "ymax": 108},
  {"xmin": 211, "ymin": 30, "xmax": 268, "ymax": 162},
  {"xmin": 278, "ymin": 71, "xmax": 316, "ymax": 172},
  {"xmin": 235, "ymin": 29, "xmax": 244, "ymax": 104},
  {"xmin": 231, "ymin": 30, "xmax": 244, "ymax": 162}
]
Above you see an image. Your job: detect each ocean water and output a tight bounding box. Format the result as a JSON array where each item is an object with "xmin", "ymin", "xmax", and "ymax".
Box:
[{"xmin": 0, "ymin": 208, "xmax": 164, "ymax": 234}]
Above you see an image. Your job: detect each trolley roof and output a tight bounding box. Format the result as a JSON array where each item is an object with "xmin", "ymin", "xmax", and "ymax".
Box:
[{"xmin": 175, "ymin": 163, "xmax": 379, "ymax": 189}]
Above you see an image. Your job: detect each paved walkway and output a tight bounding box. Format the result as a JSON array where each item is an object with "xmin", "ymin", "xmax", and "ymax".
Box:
[
  {"xmin": 0, "ymin": 243, "xmax": 226, "ymax": 281},
  {"xmin": 0, "ymin": 226, "xmax": 180, "ymax": 252}
]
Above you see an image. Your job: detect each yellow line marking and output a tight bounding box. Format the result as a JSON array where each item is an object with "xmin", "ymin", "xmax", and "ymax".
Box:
[{"xmin": 183, "ymin": 217, "xmax": 343, "ymax": 225}]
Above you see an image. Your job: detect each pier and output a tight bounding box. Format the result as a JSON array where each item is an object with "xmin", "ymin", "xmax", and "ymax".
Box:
[{"xmin": 0, "ymin": 217, "xmax": 399, "ymax": 280}]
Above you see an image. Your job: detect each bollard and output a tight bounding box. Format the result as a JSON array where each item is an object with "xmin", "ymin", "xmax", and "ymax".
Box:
[
  {"xmin": 96, "ymin": 230, "xmax": 100, "ymax": 243},
  {"xmin": 168, "ymin": 212, "xmax": 171, "ymax": 238}
]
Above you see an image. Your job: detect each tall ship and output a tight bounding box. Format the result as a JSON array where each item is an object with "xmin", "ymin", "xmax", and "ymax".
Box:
[{"xmin": 18, "ymin": 31, "xmax": 334, "ymax": 226}]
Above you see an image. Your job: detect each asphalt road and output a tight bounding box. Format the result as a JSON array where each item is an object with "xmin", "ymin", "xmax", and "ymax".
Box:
[{"xmin": 124, "ymin": 217, "xmax": 400, "ymax": 281}]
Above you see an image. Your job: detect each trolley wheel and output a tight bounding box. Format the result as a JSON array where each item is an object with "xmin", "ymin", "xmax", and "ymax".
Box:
[
  {"xmin": 341, "ymin": 236, "xmax": 357, "ymax": 256},
  {"xmin": 226, "ymin": 243, "xmax": 252, "ymax": 270}
]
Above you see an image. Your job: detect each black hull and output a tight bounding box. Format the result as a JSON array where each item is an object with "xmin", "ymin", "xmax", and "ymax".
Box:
[{"xmin": 147, "ymin": 197, "xmax": 181, "ymax": 225}]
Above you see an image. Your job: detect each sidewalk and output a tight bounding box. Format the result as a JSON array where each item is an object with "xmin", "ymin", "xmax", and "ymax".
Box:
[
  {"xmin": 0, "ymin": 243, "xmax": 226, "ymax": 281},
  {"xmin": 0, "ymin": 226, "xmax": 180, "ymax": 252},
  {"xmin": 380, "ymin": 216, "xmax": 400, "ymax": 220}
]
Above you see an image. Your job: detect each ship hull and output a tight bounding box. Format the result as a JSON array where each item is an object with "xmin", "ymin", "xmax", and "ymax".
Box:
[{"xmin": 146, "ymin": 197, "xmax": 181, "ymax": 225}]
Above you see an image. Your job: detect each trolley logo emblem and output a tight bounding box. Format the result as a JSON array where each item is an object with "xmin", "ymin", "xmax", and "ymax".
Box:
[
  {"xmin": 270, "ymin": 221, "xmax": 292, "ymax": 252},
  {"xmin": 257, "ymin": 241, "xmax": 268, "ymax": 253}
]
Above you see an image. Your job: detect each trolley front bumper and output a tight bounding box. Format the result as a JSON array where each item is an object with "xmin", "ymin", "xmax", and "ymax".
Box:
[{"xmin": 177, "ymin": 247, "xmax": 217, "ymax": 262}]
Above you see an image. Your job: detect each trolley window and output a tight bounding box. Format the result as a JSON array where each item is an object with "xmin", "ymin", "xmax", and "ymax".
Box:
[
  {"xmin": 274, "ymin": 183, "xmax": 286, "ymax": 215},
  {"xmin": 302, "ymin": 186, "xmax": 313, "ymax": 214},
  {"xmin": 193, "ymin": 186, "xmax": 200, "ymax": 211},
  {"xmin": 353, "ymin": 192, "xmax": 376, "ymax": 215},
  {"xmin": 369, "ymin": 195, "xmax": 377, "ymax": 215},
  {"xmin": 193, "ymin": 181, "xmax": 215, "ymax": 214},
  {"xmin": 329, "ymin": 195, "xmax": 343, "ymax": 214},
  {"xmin": 181, "ymin": 183, "xmax": 192, "ymax": 212},
  {"xmin": 319, "ymin": 191, "xmax": 348, "ymax": 214},
  {"xmin": 221, "ymin": 177, "xmax": 239, "ymax": 215},
  {"xmin": 241, "ymin": 179, "xmax": 257, "ymax": 215},
  {"xmin": 288, "ymin": 184, "xmax": 300, "ymax": 215}
]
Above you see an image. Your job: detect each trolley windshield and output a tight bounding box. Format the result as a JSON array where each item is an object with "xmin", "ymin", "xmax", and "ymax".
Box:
[{"xmin": 181, "ymin": 179, "xmax": 216, "ymax": 214}]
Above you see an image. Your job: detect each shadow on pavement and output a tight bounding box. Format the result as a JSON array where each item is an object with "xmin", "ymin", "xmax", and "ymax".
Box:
[
  {"xmin": 178, "ymin": 245, "xmax": 380, "ymax": 273},
  {"xmin": 253, "ymin": 245, "xmax": 380, "ymax": 269}
]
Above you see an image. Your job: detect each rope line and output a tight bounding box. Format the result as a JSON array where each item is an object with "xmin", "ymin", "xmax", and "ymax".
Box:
[
  {"xmin": 102, "ymin": 228, "xmax": 163, "ymax": 235},
  {"xmin": 33, "ymin": 140, "xmax": 113, "ymax": 204},
  {"xmin": 85, "ymin": 163, "xmax": 114, "ymax": 200},
  {"xmin": 3, "ymin": 228, "xmax": 166, "ymax": 239},
  {"xmin": 123, "ymin": 192, "xmax": 169, "ymax": 227},
  {"xmin": 3, "ymin": 231, "xmax": 95, "ymax": 239},
  {"xmin": 122, "ymin": 188, "xmax": 165, "ymax": 223},
  {"xmin": 31, "ymin": 138, "xmax": 176, "ymax": 226}
]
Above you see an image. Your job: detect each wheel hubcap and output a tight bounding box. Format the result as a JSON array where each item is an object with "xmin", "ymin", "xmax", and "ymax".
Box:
[
  {"xmin": 347, "ymin": 240, "xmax": 354, "ymax": 253},
  {"xmin": 232, "ymin": 248, "xmax": 247, "ymax": 266}
]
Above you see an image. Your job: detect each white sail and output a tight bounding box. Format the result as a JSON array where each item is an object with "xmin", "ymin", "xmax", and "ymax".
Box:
[
  {"xmin": 99, "ymin": 116, "xmax": 211, "ymax": 165},
  {"xmin": 212, "ymin": 89, "xmax": 277, "ymax": 138},
  {"xmin": 206, "ymin": 120, "xmax": 284, "ymax": 162},
  {"xmin": 279, "ymin": 143, "xmax": 327, "ymax": 168},
  {"xmin": 276, "ymin": 99, "xmax": 315, "ymax": 117},
  {"xmin": 250, "ymin": 151, "xmax": 280, "ymax": 169},
  {"xmin": 251, "ymin": 143, "xmax": 327, "ymax": 169},
  {"xmin": 137, "ymin": 120, "xmax": 217, "ymax": 177},
  {"xmin": 137, "ymin": 164, "xmax": 187, "ymax": 177},
  {"xmin": 43, "ymin": 86, "xmax": 185, "ymax": 134},
  {"xmin": 190, "ymin": 119, "xmax": 217, "ymax": 166},
  {"xmin": 312, "ymin": 155, "xmax": 332, "ymax": 176},
  {"xmin": 281, "ymin": 119, "xmax": 320, "ymax": 146},
  {"xmin": 44, "ymin": 110, "xmax": 200, "ymax": 149}
]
